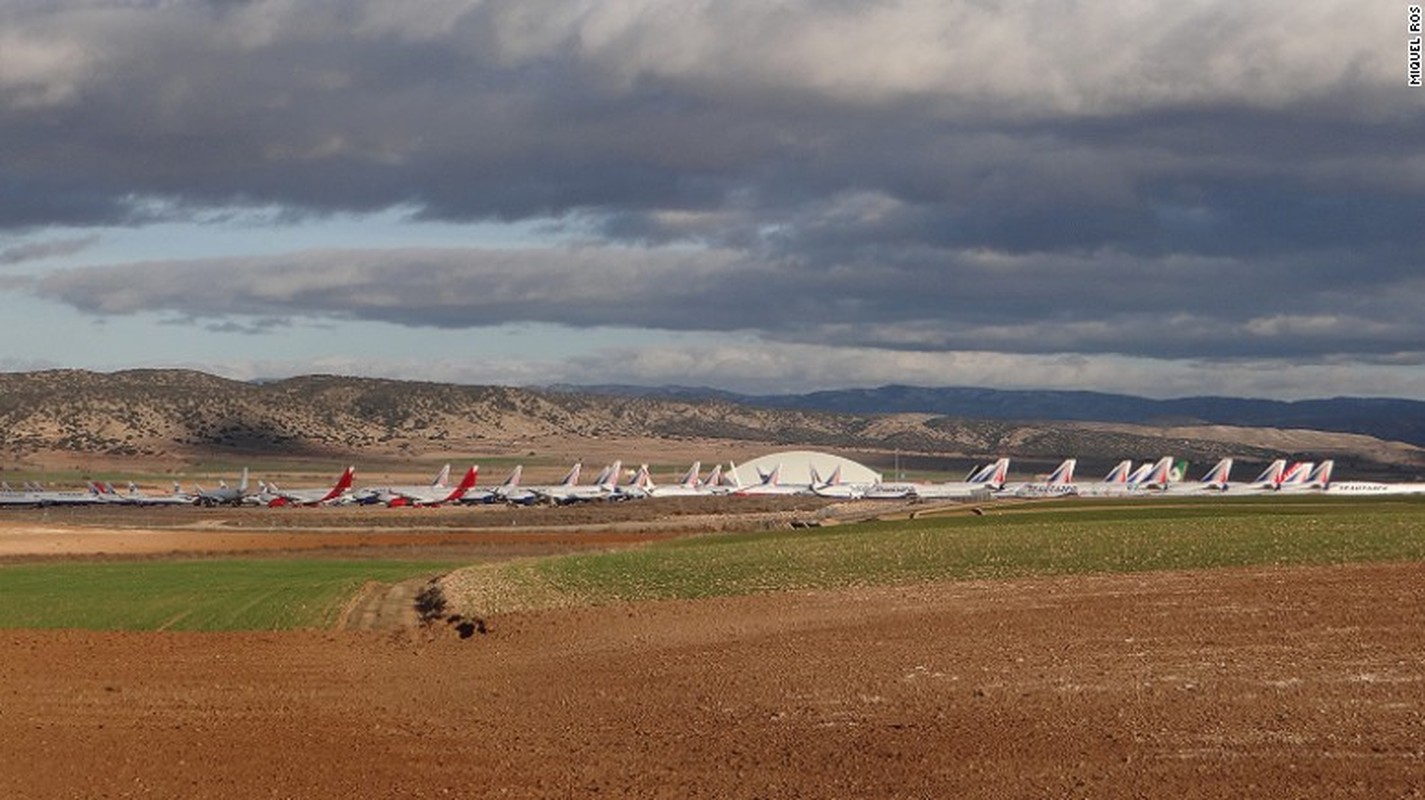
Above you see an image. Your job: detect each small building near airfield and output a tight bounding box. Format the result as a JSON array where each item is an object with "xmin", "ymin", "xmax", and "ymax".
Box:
[{"xmin": 731, "ymin": 450, "xmax": 882, "ymax": 487}]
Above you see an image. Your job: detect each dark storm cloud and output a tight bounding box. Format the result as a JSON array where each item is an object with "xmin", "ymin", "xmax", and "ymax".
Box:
[
  {"xmin": 6, "ymin": 1, "xmax": 1423, "ymax": 366},
  {"xmin": 31, "ymin": 243, "xmax": 1425, "ymax": 364}
]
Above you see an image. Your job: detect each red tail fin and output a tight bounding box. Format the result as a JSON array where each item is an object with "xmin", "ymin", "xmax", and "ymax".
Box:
[
  {"xmin": 320, "ymin": 466, "xmax": 356, "ymax": 502},
  {"xmin": 442, "ymin": 465, "xmax": 479, "ymax": 502}
]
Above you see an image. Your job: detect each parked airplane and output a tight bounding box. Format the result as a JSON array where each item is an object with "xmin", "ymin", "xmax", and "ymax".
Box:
[
  {"xmin": 463, "ymin": 465, "xmax": 527, "ymax": 504},
  {"xmin": 732, "ymin": 463, "xmax": 809, "ymax": 496},
  {"xmin": 384, "ymin": 466, "xmax": 479, "ymax": 506},
  {"xmin": 1275, "ymin": 461, "xmax": 1332, "ymax": 493},
  {"xmin": 810, "ymin": 465, "xmax": 867, "ymax": 499},
  {"xmin": 625, "ymin": 462, "xmax": 703, "ymax": 499},
  {"xmin": 535, "ymin": 461, "xmax": 622, "ymax": 503},
  {"xmin": 92, "ymin": 481, "xmax": 196, "ymax": 506},
  {"xmin": 642, "ymin": 462, "xmax": 708, "ymax": 498},
  {"xmin": 863, "ymin": 458, "xmax": 1009, "ymax": 500},
  {"xmin": 1008, "ymin": 459, "xmax": 1077, "ymax": 498},
  {"xmin": 194, "ymin": 468, "xmax": 253, "ymax": 507},
  {"xmin": 1323, "ymin": 464, "xmax": 1425, "ymax": 495},
  {"xmin": 1132, "ymin": 457, "xmax": 1178, "ymax": 492},
  {"xmin": 1227, "ymin": 459, "xmax": 1288, "ymax": 494},
  {"xmin": 353, "ymin": 464, "xmax": 450, "ymax": 505},
  {"xmin": 0, "ymin": 483, "xmax": 101, "ymax": 507},
  {"xmin": 1073, "ymin": 460, "xmax": 1140, "ymax": 497},
  {"xmin": 1276, "ymin": 461, "xmax": 1316, "ymax": 490},
  {"xmin": 609, "ymin": 464, "xmax": 654, "ymax": 500},
  {"xmin": 494, "ymin": 463, "xmax": 591, "ymax": 504},
  {"xmin": 486, "ymin": 464, "xmax": 538, "ymax": 504},
  {"xmin": 263, "ymin": 466, "xmax": 357, "ymax": 507},
  {"xmin": 85, "ymin": 482, "xmax": 136, "ymax": 505},
  {"xmin": 1163, "ymin": 458, "xmax": 1234, "ymax": 496},
  {"xmin": 699, "ymin": 464, "xmax": 738, "ymax": 494}
]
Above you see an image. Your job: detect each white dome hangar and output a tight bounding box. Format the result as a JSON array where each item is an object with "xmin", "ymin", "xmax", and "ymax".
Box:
[{"xmin": 731, "ymin": 451, "xmax": 883, "ymax": 487}]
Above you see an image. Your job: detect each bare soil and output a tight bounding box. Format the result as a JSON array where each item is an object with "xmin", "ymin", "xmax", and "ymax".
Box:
[
  {"xmin": 1, "ymin": 562, "xmax": 1422, "ymax": 798},
  {"xmin": 3, "ymin": 500, "xmax": 1423, "ymax": 797}
]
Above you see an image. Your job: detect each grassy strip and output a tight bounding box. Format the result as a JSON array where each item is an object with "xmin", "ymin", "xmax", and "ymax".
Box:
[
  {"xmin": 0, "ymin": 560, "xmax": 458, "ymax": 631},
  {"xmin": 451, "ymin": 497, "xmax": 1425, "ymax": 613}
]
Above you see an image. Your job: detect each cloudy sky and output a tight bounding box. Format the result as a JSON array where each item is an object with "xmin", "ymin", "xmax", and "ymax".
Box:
[{"xmin": 3, "ymin": 0, "xmax": 1422, "ymax": 398}]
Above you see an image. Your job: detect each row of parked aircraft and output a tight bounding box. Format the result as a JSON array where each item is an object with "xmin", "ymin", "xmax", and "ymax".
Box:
[
  {"xmin": 2, "ymin": 456, "xmax": 1423, "ymax": 508},
  {"xmin": 888, "ymin": 457, "xmax": 1425, "ymax": 501}
]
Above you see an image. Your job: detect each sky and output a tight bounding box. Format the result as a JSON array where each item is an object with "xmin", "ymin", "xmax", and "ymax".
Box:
[{"xmin": 3, "ymin": 0, "xmax": 1423, "ymax": 400}]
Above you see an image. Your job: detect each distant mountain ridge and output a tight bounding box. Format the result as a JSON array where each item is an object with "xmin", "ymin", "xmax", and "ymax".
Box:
[{"xmin": 557, "ymin": 384, "xmax": 1425, "ymax": 448}]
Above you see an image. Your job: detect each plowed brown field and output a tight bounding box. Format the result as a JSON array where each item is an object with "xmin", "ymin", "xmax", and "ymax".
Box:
[{"xmin": 3, "ymin": 561, "xmax": 1423, "ymax": 798}]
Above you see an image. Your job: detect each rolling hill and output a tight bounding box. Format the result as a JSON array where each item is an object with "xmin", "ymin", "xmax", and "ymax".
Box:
[
  {"xmin": 1, "ymin": 370, "xmax": 1422, "ymax": 479},
  {"xmin": 564, "ymin": 384, "xmax": 1425, "ymax": 448}
]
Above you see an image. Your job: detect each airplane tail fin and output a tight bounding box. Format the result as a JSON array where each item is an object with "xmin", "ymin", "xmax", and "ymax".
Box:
[
  {"xmin": 1141, "ymin": 457, "xmax": 1174, "ymax": 489},
  {"xmin": 559, "ymin": 463, "xmax": 581, "ymax": 487},
  {"xmin": 319, "ymin": 466, "xmax": 356, "ymax": 503},
  {"xmin": 442, "ymin": 466, "xmax": 479, "ymax": 502},
  {"xmin": 1047, "ymin": 459, "xmax": 1076, "ymax": 485},
  {"xmin": 589, "ymin": 463, "xmax": 614, "ymax": 488},
  {"xmin": 1250, "ymin": 459, "xmax": 1287, "ymax": 486},
  {"xmin": 701, "ymin": 464, "xmax": 723, "ymax": 488},
  {"xmin": 1201, "ymin": 458, "xmax": 1233, "ymax": 486},
  {"xmin": 1281, "ymin": 461, "xmax": 1315, "ymax": 486},
  {"xmin": 727, "ymin": 462, "xmax": 745, "ymax": 490},
  {"xmin": 601, "ymin": 460, "xmax": 622, "ymax": 489},
  {"xmin": 1307, "ymin": 460, "xmax": 1334, "ymax": 488},
  {"xmin": 238, "ymin": 468, "xmax": 249, "ymax": 493},
  {"xmin": 678, "ymin": 461, "xmax": 701, "ymax": 488},
  {"xmin": 432, "ymin": 464, "xmax": 451, "ymax": 489},
  {"xmin": 809, "ymin": 464, "xmax": 824, "ymax": 487},
  {"xmin": 1125, "ymin": 462, "xmax": 1153, "ymax": 485},
  {"xmin": 502, "ymin": 465, "xmax": 523, "ymax": 488},
  {"xmin": 1102, "ymin": 460, "xmax": 1133, "ymax": 484},
  {"xmin": 977, "ymin": 458, "xmax": 1011, "ymax": 489},
  {"xmin": 1170, "ymin": 459, "xmax": 1190, "ymax": 483},
  {"xmin": 967, "ymin": 460, "xmax": 994, "ymax": 484}
]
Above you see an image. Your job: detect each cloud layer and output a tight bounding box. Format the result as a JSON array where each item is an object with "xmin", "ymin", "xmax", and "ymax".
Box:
[
  {"xmin": 30, "ymin": 244, "xmax": 1425, "ymax": 364},
  {"xmin": 5, "ymin": 1, "xmax": 1423, "ymax": 393}
]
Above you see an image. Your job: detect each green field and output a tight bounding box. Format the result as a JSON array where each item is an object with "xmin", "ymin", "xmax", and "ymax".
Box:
[
  {"xmin": 0, "ymin": 560, "xmax": 456, "ymax": 631},
  {"xmin": 5, "ymin": 498, "xmax": 1424, "ymax": 630},
  {"xmin": 450, "ymin": 497, "xmax": 1425, "ymax": 613}
]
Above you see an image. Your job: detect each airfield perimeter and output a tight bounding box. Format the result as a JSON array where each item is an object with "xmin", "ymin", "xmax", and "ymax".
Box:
[{"xmin": 2, "ymin": 498, "xmax": 1424, "ymax": 797}]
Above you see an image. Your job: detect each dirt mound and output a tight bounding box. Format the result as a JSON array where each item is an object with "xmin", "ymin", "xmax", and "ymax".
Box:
[{"xmin": 3, "ymin": 562, "xmax": 1422, "ymax": 797}]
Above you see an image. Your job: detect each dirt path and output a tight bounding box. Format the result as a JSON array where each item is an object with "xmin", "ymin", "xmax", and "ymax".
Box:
[
  {"xmin": 336, "ymin": 577, "xmax": 432, "ymax": 630},
  {"xmin": 3, "ymin": 561, "xmax": 1424, "ymax": 798}
]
